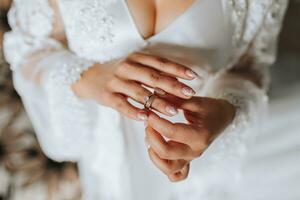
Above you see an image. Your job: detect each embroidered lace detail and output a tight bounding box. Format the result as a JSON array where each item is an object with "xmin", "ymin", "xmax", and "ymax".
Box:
[
  {"xmin": 4, "ymin": 0, "xmax": 288, "ymax": 199},
  {"xmin": 46, "ymin": 52, "xmax": 95, "ymax": 86},
  {"xmin": 3, "ymin": 32, "xmax": 62, "ymax": 71},
  {"xmin": 4, "ymin": 0, "xmax": 60, "ymax": 71},
  {"xmin": 8, "ymin": 0, "xmax": 54, "ymax": 37},
  {"xmin": 39, "ymin": 52, "xmax": 95, "ymax": 160},
  {"xmin": 249, "ymin": 0, "xmax": 288, "ymax": 90},
  {"xmin": 226, "ymin": 0, "xmax": 288, "ymax": 90},
  {"xmin": 227, "ymin": 0, "xmax": 288, "ymax": 71},
  {"xmin": 228, "ymin": 0, "xmax": 248, "ymax": 48},
  {"xmin": 174, "ymin": 78, "xmax": 269, "ymax": 200},
  {"xmin": 59, "ymin": 0, "xmax": 117, "ymax": 62},
  {"xmin": 4, "ymin": 0, "xmax": 97, "ymax": 160}
]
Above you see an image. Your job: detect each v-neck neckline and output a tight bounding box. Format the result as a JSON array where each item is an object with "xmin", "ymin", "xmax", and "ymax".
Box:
[{"xmin": 122, "ymin": 0, "xmax": 200, "ymax": 43}]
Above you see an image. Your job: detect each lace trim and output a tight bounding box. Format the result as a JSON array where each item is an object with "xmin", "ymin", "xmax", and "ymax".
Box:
[
  {"xmin": 8, "ymin": 0, "xmax": 54, "ymax": 38},
  {"xmin": 3, "ymin": 32, "xmax": 62, "ymax": 71},
  {"xmin": 173, "ymin": 80, "xmax": 269, "ymax": 199},
  {"xmin": 228, "ymin": 0, "xmax": 248, "ymax": 48},
  {"xmin": 59, "ymin": 0, "xmax": 117, "ymax": 62},
  {"xmin": 40, "ymin": 51, "xmax": 96, "ymax": 160},
  {"xmin": 251, "ymin": 0, "xmax": 288, "ymax": 65},
  {"xmin": 227, "ymin": 0, "xmax": 288, "ymax": 71}
]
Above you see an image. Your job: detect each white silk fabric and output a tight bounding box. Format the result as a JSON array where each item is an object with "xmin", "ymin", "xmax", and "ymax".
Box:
[{"xmin": 3, "ymin": 0, "xmax": 288, "ymax": 199}]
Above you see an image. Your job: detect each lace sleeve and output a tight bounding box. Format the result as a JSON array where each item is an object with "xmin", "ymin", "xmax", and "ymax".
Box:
[
  {"xmin": 205, "ymin": 0, "xmax": 289, "ymax": 155},
  {"xmin": 3, "ymin": 0, "xmax": 97, "ymax": 162},
  {"xmin": 173, "ymin": 1, "xmax": 289, "ymax": 199}
]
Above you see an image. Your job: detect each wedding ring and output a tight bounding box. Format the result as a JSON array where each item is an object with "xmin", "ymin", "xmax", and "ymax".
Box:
[{"xmin": 144, "ymin": 93, "xmax": 156, "ymax": 109}]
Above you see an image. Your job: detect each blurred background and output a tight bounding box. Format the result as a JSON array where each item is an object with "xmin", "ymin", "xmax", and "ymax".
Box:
[{"xmin": 0, "ymin": 0, "xmax": 299, "ymax": 199}]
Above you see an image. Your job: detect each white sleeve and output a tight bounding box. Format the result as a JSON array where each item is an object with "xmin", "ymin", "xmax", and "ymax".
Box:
[
  {"xmin": 3, "ymin": 0, "xmax": 97, "ymax": 162},
  {"xmin": 174, "ymin": 1, "xmax": 289, "ymax": 199}
]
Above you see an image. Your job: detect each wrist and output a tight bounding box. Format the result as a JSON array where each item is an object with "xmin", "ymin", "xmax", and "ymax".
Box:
[{"xmin": 71, "ymin": 62, "xmax": 101, "ymax": 98}]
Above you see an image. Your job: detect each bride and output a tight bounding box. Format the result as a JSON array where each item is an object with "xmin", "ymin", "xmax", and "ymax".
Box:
[{"xmin": 3, "ymin": 0, "xmax": 288, "ymax": 199}]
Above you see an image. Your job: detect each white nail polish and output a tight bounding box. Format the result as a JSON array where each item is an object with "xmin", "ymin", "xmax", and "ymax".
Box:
[
  {"xmin": 186, "ymin": 69, "xmax": 198, "ymax": 79},
  {"xmin": 166, "ymin": 106, "xmax": 178, "ymax": 116},
  {"xmin": 138, "ymin": 112, "xmax": 148, "ymax": 121},
  {"xmin": 182, "ymin": 87, "xmax": 196, "ymax": 97}
]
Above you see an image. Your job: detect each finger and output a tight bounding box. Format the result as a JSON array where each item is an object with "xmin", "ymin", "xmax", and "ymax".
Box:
[
  {"xmin": 156, "ymin": 92, "xmax": 186, "ymax": 107},
  {"xmin": 179, "ymin": 96, "xmax": 210, "ymax": 113},
  {"xmin": 109, "ymin": 78, "xmax": 179, "ymax": 116},
  {"xmin": 117, "ymin": 61, "xmax": 195, "ymax": 99},
  {"xmin": 109, "ymin": 93, "xmax": 148, "ymax": 121},
  {"xmin": 168, "ymin": 163, "xmax": 190, "ymax": 182},
  {"xmin": 148, "ymin": 147, "xmax": 188, "ymax": 176},
  {"xmin": 128, "ymin": 52, "xmax": 198, "ymax": 80},
  {"xmin": 159, "ymin": 94, "xmax": 212, "ymax": 113},
  {"xmin": 148, "ymin": 113, "xmax": 203, "ymax": 146},
  {"xmin": 146, "ymin": 126, "xmax": 195, "ymax": 160}
]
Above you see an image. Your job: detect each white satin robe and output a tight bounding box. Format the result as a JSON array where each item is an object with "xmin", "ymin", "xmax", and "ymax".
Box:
[{"xmin": 3, "ymin": 0, "xmax": 289, "ymax": 199}]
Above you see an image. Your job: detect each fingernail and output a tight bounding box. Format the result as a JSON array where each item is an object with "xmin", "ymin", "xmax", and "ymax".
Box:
[
  {"xmin": 185, "ymin": 69, "xmax": 198, "ymax": 79},
  {"xmin": 138, "ymin": 112, "xmax": 148, "ymax": 121},
  {"xmin": 181, "ymin": 87, "xmax": 196, "ymax": 97},
  {"xmin": 166, "ymin": 105, "xmax": 178, "ymax": 116},
  {"xmin": 145, "ymin": 137, "xmax": 150, "ymax": 149}
]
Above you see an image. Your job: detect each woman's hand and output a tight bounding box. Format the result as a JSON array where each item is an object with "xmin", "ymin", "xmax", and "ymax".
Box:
[
  {"xmin": 72, "ymin": 52, "xmax": 198, "ymax": 121},
  {"xmin": 145, "ymin": 96, "xmax": 236, "ymax": 182}
]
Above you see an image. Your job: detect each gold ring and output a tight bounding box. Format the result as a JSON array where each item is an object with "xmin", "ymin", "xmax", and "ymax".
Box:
[{"xmin": 144, "ymin": 93, "xmax": 156, "ymax": 110}]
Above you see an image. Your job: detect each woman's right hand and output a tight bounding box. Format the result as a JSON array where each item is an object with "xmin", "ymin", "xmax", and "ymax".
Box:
[{"xmin": 72, "ymin": 52, "xmax": 198, "ymax": 121}]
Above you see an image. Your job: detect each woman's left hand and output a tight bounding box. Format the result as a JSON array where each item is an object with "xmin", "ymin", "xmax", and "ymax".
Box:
[{"xmin": 145, "ymin": 96, "xmax": 236, "ymax": 182}]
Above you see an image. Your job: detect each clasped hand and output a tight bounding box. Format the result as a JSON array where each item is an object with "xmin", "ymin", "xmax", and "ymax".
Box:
[
  {"xmin": 145, "ymin": 95, "xmax": 236, "ymax": 182},
  {"xmin": 72, "ymin": 52, "xmax": 236, "ymax": 182}
]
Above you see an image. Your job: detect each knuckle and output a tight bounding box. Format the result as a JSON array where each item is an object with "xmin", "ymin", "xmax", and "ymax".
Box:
[
  {"xmin": 161, "ymin": 128, "xmax": 172, "ymax": 139},
  {"xmin": 168, "ymin": 162, "xmax": 181, "ymax": 173},
  {"xmin": 128, "ymin": 53, "xmax": 137, "ymax": 59},
  {"xmin": 168, "ymin": 175, "xmax": 179, "ymax": 182},
  {"xmin": 115, "ymin": 64, "xmax": 124, "ymax": 74},
  {"xmin": 180, "ymin": 173, "xmax": 188, "ymax": 181},
  {"xmin": 156, "ymin": 57, "xmax": 168, "ymax": 68},
  {"xmin": 121, "ymin": 61, "xmax": 131, "ymax": 69},
  {"xmin": 114, "ymin": 99, "xmax": 126, "ymax": 111},
  {"xmin": 172, "ymin": 64, "xmax": 184, "ymax": 74},
  {"xmin": 171, "ymin": 81, "xmax": 182, "ymax": 90},
  {"xmin": 158, "ymin": 146, "xmax": 172, "ymax": 159},
  {"xmin": 152, "ymin": 98, "xmax": 165, "ymax": 110},
  {"xmin": 149, "ymin": 73, "xmax": 161, "ymax": 85},
  {"xmin": 107, "ymin": 77, "xmax": 118, "ymax": 89},
  {"xmin": 135, "ymin": 89, "xmax": 147, "ymax": 101},
  {"xmin": 193, "ymin": 149, "xmax": 204, "ymax": 158},
  {"xmin": 165, "ymin": 166, "xmax": 174, "ymax": 175}
]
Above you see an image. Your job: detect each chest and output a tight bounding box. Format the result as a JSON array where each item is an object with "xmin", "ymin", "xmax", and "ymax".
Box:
[
  {"xmin": 59, "ymin": 0, "xmax": 233, "ymax": 66},
  {"xmin": 125, "ymin": 0, "xmax": 198, "ymax": 40}
]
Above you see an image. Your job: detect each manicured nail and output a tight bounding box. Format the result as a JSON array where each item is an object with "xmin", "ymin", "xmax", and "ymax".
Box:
[
  {"xmin": 166, "ymin": 105, "xmax": 178, "ymax": 116},
  {"xmin": 145, "ymin": 137, "xmax": 150, "ymax": 149},
  {"xmin": 185, "ymin": 69, "xmax": 198, "ymax": 79},
  {"xmin": 181, "ymin": 87, "xmax": 196, "ymax": 97},
  {"xmin": 137, "ymin": 112, "xmax": 148, "ymax": 121}
]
